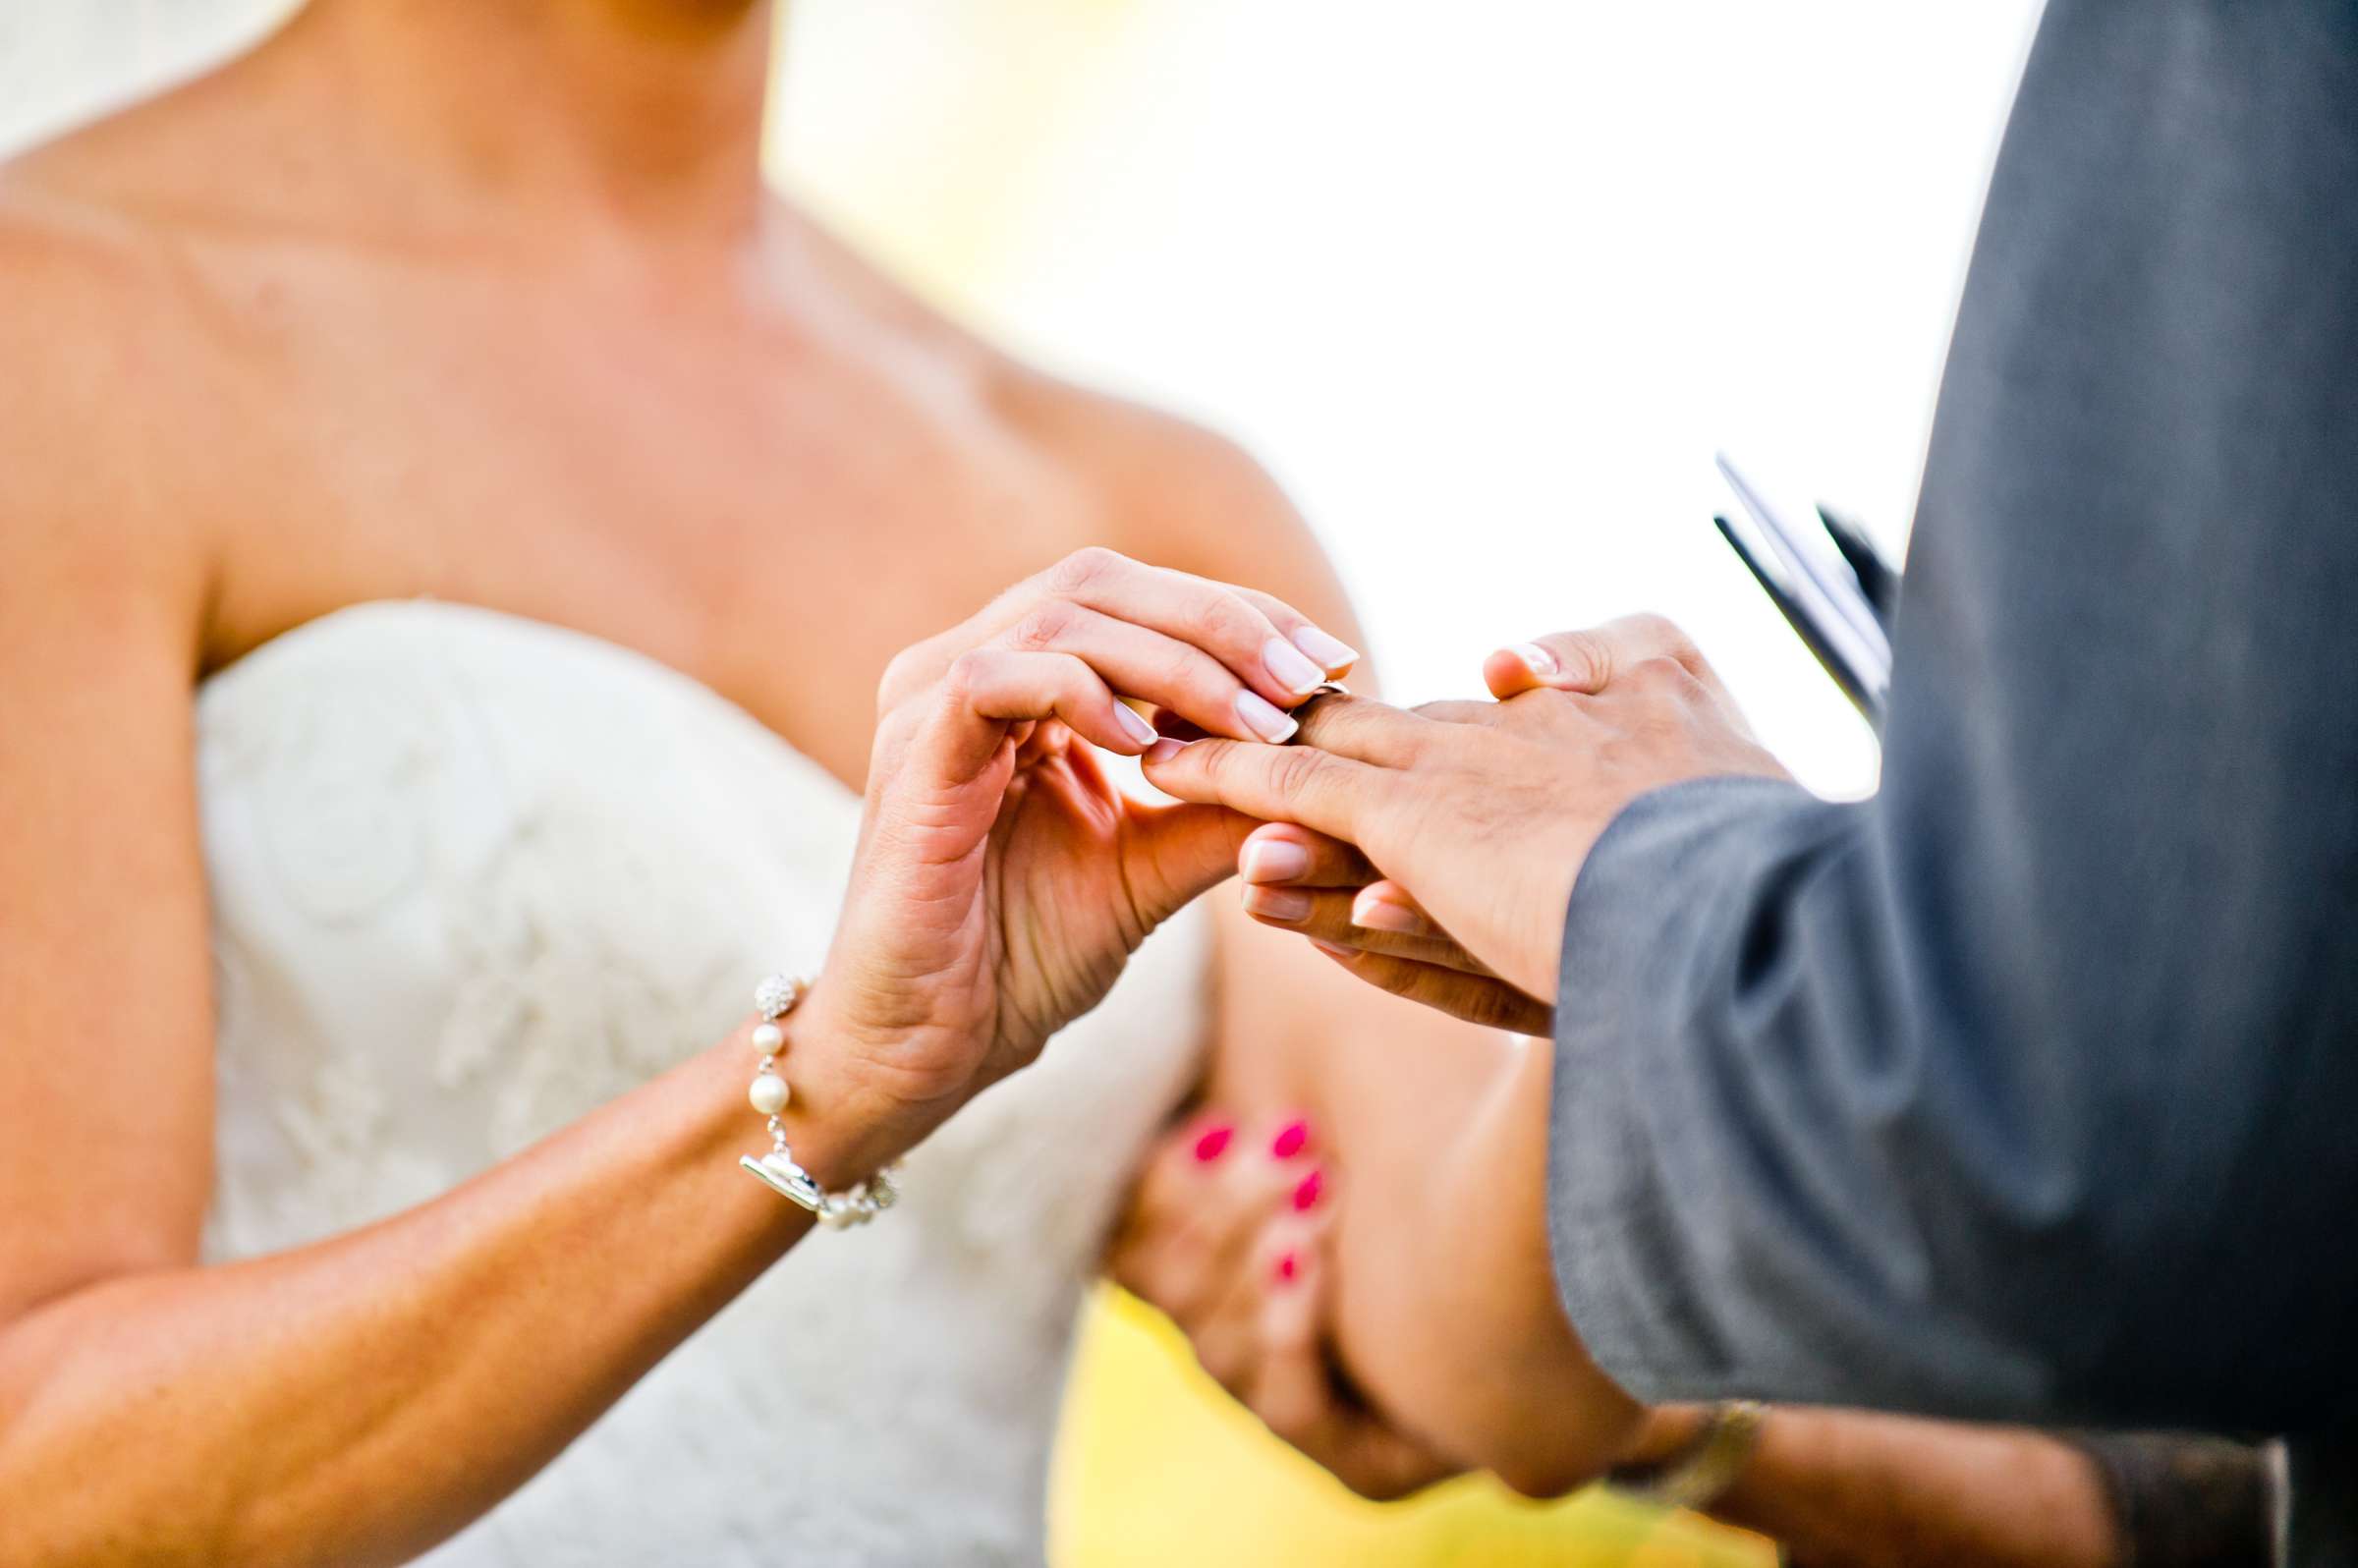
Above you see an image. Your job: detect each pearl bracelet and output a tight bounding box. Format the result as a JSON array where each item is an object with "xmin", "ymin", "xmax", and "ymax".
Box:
[{"xmin": 736, "ymin": 974, "xmax": 901, "ymax": 1230}]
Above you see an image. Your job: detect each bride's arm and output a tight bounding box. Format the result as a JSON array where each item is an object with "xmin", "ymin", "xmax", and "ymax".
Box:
[
  {"xmin": 0, "ymin": 531, "xmax": 932, "ymax": 1565},
  {"xmin": 0, "ymin": 500, "xmax": 1295, "ymax": 1564}
]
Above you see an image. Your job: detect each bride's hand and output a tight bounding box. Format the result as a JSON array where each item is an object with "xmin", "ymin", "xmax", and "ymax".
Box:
[{"xmin": 802, "ymin": 551, "xmax": 1359, "ymax": 1153}]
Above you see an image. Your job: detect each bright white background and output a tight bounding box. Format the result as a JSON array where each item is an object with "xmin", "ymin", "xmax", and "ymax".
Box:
[{"xmin": 3, "ymin": 0, "xmax": 2048, "ymax": 796}]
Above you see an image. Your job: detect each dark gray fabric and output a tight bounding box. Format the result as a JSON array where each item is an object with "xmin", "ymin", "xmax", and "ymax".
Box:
[{"xmin": 1545, "ymin": 0, "xmax": 2358, "ymax": 1493}]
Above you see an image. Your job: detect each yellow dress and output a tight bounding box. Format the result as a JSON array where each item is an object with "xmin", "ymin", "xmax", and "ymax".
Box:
[{"xmin": 1051, "ymin": 1288, "xmax": 1772, "ymax": 1567}]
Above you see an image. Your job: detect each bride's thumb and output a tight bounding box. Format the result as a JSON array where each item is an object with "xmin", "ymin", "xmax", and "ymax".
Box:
[{"xmin": 1123, "ymin": 803, "xmax": 1260, "ymax": 929}]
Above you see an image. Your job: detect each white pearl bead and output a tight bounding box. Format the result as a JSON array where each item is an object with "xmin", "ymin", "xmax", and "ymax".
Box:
[
  {"xmin": 751, "ymin": 1022, "xmax": 784, "ymax": 1052},
  {"xmin": 748, "ymin": 1073, "xmax": 791, "ymax": 1116}
]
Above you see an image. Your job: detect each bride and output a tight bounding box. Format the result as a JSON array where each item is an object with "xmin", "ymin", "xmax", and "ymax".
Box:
[{"xmin": 0, "ymin": 1, "xmax": 1651, "ymax": 1562}]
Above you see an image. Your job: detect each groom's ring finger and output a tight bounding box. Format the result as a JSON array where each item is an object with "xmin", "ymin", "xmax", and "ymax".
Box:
[
  {"xmin": 1238, "ymin": 884, "xmax": 1493, "ymax": 975},
  {"xmin": 993, "ymin": 606, "xmax": 1301, "ymax": 745}
]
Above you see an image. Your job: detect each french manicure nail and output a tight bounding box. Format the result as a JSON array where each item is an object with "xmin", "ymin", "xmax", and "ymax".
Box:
[
  {"xmin": 1270, "ymin": 1119, "xmax": 1311, "ymax": 1159},
  {"xmin": 1239, "ymin": 839, "xmax": 1312, "ymax": 883},
  {"xmin": 1510, "ymin": 642, "xmax": 1559, "ymax": 676},
  {"xmin": 1293, "ymin": 627, "xmax": 1361, "ymax": 672},
  {"xmin": 1263, "ymin": 637, "xmax": 1326, "ymax": 697},
  {"xmin": 1352, "ymin": 896, "xmax": 1427, "ymax": 936},
  {"xmin": 1292, "ymin": 1169, "xmax": 1324, "ymax": 1211},
  {"xmin": 1243, "ymin": 886, "xmax": 1314, "ymax": 924},
  {"xmin": 1145, "ymin": 736, "xmax": 1188, "ymax": 764},
  {"xmin": 1274, "ymin": 1251, "xmax": 1300, "ymax": 1284},
  {"xmin": 1194, "ymin": 1124, "xmax": 1234, "ymax": 1162},
  {"xmin": 1235, "ymin": 690, "xmax": 1300, "ymax": 744},
  {"xmin": 1113, "ymin": 704, "xmax": 1159, "ymax": 751}
]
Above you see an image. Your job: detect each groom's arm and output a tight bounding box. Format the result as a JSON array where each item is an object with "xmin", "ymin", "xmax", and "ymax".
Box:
[
  {"xmin": 1139, "ymin": 0, "xmax": 2358, "ymax": 1438},
  {"xmin": 1547, "ymin": 0, "xmax": 2358, "ymax": 1431}
]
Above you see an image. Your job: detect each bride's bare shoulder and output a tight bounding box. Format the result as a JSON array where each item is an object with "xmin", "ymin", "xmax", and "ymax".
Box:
[
  {"xmin": 990, "ymin": 364, "xmax": 1358, "ymax": 629},
  {"xmin": 0, "ymin": 131, "xmax": 227, "ymax": 628}
]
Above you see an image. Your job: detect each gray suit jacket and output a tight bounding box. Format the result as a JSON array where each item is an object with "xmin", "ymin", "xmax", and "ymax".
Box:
[{"xmin": 1546, "ymin": 0, "xmax": 2358, "ymax": 1551}]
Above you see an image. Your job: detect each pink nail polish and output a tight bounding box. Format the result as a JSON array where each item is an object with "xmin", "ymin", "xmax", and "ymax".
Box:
[
  {"xmin": 1193, "ymin": 1124, "xmax": 1234, "ymax": 1162},
  {"xmin": 1292, "ymin": 1170, "xmax": 1324, "ymax": 1211},
  {"xmin": 1274, "ymin": 1251, "xmax": 1300, "ymax": 1284},
  {"xmin": 1270, "ymin": 1120, "xmax": 1311, "ymax": 1159}
]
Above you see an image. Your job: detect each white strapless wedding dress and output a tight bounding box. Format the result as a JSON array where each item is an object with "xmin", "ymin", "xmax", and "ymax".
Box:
[{"xmin": 194, "ymin": 600, "xmax": 1208, "ymax": 1566}]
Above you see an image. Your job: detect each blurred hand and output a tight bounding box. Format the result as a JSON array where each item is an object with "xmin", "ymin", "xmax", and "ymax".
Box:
[
  {"xmin": 804, "ymin": 551, "xmax": 1355, "ymax": 1156},
  {"xmin": 1107, "ymin": 1114, "xmax": 1458, "ymax": 1501},
  {"xmin": 1147, "ymin": 615, "xmax": 1786, "ymax": 1007}
]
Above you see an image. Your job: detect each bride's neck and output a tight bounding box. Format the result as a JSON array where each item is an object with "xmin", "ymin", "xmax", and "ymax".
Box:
[{"xmin": 281, "ymin": 0, "xmax": 776, "ymax": 250}]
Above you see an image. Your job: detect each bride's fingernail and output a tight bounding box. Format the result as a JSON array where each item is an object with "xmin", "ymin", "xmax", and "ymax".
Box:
[
  {"xmin": 1263, "ymin": 637, "xmax": 1326, "ymax": 697},
  {"xmin": 1308, "ymin": 938, "xmax": 1356, "ymax": 960},
  {"xmin": 1242, "ymin": 885, "xmax": 1314, "ymax": 924},
  {"xmin": 1270, "ymin": 1119, "xmax": 1311, "ymax": 1159},
  {"xmin": 1113, "ymin": 704, "xmax": 1159, "ymax": 751},
  {"xmin": 1352, "ymin": 894, "xmax": 1428, "ymax": 936},
  {"xmin": 1145, "ymin": 736, "xmax": 1188, "ymax": 763},
  {"xmin": 1193, "ymin": 1124, "xmax": 1234, "ymax": 1162},
  {"xmin": 1239, "ymin": 839, "xmax": 1312, "ymax": 883},
  {"xmin": 1293, "ymin": 627, "xmax": 1361, "ymax": 672},
  {"xmin": 1292, "ymin": 1170, "xmax": 1324, "ymax": 1211},
  {"xmin": 1274, "ymin": 1251, "xmax": 1300, "ymax": 1284},
  {"xmin": 1235, "ymin": 691, "xmax": 1300, "ymax": 743}
]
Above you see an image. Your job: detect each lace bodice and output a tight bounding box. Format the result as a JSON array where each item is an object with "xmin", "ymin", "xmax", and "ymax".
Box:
[{"xmin": 195, "ymin": 601, "xmax": 1208, "ymax": 1566}]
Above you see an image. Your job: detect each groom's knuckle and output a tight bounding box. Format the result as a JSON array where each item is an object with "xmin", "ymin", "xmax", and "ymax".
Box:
[
  {"xmin": 1553, "ymin": 630, "xmax": 1611, "ymax": 690},
  {"xmin": 1261, "ymin": 744, "xmax": 1329, "ymax": 806},
  {"xmin": 1630, "ymin": 653, "xmax": 1701, "ymax": 699},
  {"xmin": 1628, "ymin": 610, "xmax": 1699, "ymax": 663}
]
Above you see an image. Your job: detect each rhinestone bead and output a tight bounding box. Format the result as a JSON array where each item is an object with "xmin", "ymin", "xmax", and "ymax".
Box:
[{"xmin": 753, "ymin": 975, "xmax": 802, "ymax": 1020}]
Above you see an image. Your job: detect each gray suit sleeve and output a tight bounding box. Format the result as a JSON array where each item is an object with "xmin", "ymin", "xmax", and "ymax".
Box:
[{"xmin": 1548, "ymin": 0, "xmax": 2358, "ymax": 1434}]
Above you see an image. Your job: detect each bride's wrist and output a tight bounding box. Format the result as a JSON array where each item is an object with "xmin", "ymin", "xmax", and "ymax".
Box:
[{"xmin": 736, "ymin": 979, "xmax": 937, "ymax": 1188}]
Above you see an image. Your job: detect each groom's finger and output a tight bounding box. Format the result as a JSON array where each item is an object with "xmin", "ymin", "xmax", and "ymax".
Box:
[
  {"xmin": 1291, "ymin": 691, "xmax": 1434, "ymax": 765},
  {"xmin": 1142, "ymin": 735, "xmax": 1385, "ymax": 846},
  {"xmin": 1238, "ymin": 884, "xmax": 1495, "ymax": 976},
  {"xmin": 1236, "ymin": 823, "xmax": 1378, "ymax": 890},
  {"xmin": 1305, "ymin": 943, "xmax": 1555, "ymax": 1036}
]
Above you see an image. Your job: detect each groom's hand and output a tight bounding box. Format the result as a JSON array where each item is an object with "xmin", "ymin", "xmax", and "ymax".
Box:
[{"xmin": 1145, "ymin": 616, "xmax": 1786, "ymax": 1004}]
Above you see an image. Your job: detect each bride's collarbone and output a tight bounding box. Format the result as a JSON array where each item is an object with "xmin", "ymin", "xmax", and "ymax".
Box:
[{"xmin": 197, "ymin": 423, "xmax": 1117, "ymax": 786}]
